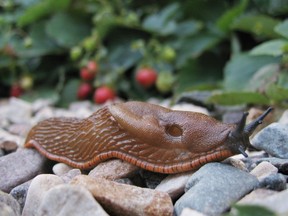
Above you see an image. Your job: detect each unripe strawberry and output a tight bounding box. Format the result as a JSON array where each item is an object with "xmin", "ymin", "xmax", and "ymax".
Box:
[
  {"xmin": 136, "ymin": 67, "xmax": 157, "ymax": 88},
  {"xmin": 94, "ymin": 86, "xmax": 115, "ymax": 104}
]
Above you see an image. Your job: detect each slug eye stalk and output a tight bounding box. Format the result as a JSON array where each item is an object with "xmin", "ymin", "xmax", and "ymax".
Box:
[{"xmin": 228, "ymin": 107, "xmax": 273, "ymax": 157}]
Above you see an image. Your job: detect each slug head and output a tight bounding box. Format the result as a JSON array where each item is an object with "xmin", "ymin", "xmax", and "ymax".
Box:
[{"xmin": 226, "ymin": 107, "xmax": 273, "ymax": 157}]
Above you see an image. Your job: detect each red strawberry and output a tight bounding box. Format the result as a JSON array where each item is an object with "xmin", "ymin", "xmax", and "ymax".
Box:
[
  {"xmin": 77, "ymin": 83, "xmax": 93, "ymax": 100},
  {"xmin": 10, "ymin": 84, "xmax": 24, "ymax": 97},
  {"xmin": 80, "ymin": 67, "xmax": 95, "ymax": 81},
  {"xmin": 136, "ymin": 67, "xmax": 157, "ymax": 88},
  {"xmin": 94, "ymin": 86, "xmax": 115, "ymax": 104}
]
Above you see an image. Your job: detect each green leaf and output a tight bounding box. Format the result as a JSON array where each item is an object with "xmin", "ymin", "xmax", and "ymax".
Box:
[
  {"xmin": 232, "ymin": 15, "xmax": 281, "ymax": 39},
  {"xmin": 250, "ymin": 39, "xmax": 288, "ymax": 56},
  {"xmin": 274, "ymin": 19, "xmax": 288, "ymax": 39},
  {"xmin": 172, "ymin": 20, "xmax": 203, "ymax": 38},
  {"xmin": 217, "ymin": 0, "xmax": 248, "ymax": 32},
  {"xmin": 226, "ymin": 205, "xmax": 277, "ymax": 216},
  {"xmin": 21, "ymin": 88, "xmax": 59, "ymax": 103},
  {"xmin": 175, "ymin": 32, "xmax": 222, "ymax": 67},
  {"xmin": 208, "ymin": 91, "xmax": 270, "ymax": 105},
  {"xmin": 46, "ymin": 13, "xmax": 90, "ymax": 48},
  {"xmin": 15, "ymin": 21, "xmax": 60, "ymax": 57},
  {"xmin": 142, "ymin": 3, "xmax": 179, "ymax": 36},
  {"xmin": 175, "ymin": 53, "xmax": 224, "ymax": 94},
  {"xmin": 252, "ymin": 0, "xmax": 288, "ymax": 16},
  {"xmin": 266, "ymin": 84, "xmax": 288, "ymax": 102},
  {"xmin": 59, "ymin": 79, "xmax": 80, "ymax": 107},
  {"xmin": 17, "ymin": 0, "xmax": 70, "ymax": 26},
  {"xmin": 247, "ymin": 64, "xmax": 280, "ymax": 92},
  {"xmin": 224, "ymin": 53, "xmax": 280, "ymax": 91}
]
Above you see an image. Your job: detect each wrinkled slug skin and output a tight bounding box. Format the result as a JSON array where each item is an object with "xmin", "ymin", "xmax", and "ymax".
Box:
[{"xmin": 25, "ymin": 101, "xmax": 235, "ymax": 174}]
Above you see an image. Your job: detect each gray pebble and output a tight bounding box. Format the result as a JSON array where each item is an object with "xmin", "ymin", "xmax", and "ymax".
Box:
[
  {"xmin": 252, "ymin": 123, "xmax": 288, "ymax": 158},
  {"xmin": 0, "ymin": 191, "xmax": 21, "ymax": 216},
  {"xmin": 254, "ymin": 157, "xmax": 288, "ymax": 175},
  {"xmin": 37, "ymin": 184, "xmax": 108, "ymax": 216},
  {"xmin": 258, "ymin": 173, "xmax": 287, "ymax": 191},
  {"xmin": 0, "ymin": 148, "xmax": 47, "ymax": 192},
  {"xmin": 9, "ymin": 180, "xmax": 31, "ymax": 212},
  {"xmin": 174, "ymin": 163, "xmax": 259, "ymax": 216}
]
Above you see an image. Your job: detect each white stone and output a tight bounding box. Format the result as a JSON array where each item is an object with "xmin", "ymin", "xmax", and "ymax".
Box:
[{"xmin": 22, "ymin": 174, "xmax": 64, "ymax": 216}]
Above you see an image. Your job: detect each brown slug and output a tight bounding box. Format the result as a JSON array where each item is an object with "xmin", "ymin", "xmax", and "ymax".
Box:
[{"xmin": 24, "ymin": 101, "xmax": 272, "ymax": 174}]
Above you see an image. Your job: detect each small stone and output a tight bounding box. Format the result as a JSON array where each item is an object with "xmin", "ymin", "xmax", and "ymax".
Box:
[
  {"xmin": 10, "ymin": 180, "xmax": 31, "ymax": 212},
  {"xmin": 22, "ymin": 174, "xmax": 64, "ymax": 216},
  {"xmin": 223, "ymin": 157, "xmax": 248, "ymax": 171},
  {"xmin": 0, "ymin": 191, "xmax": 21, "ymax": 216},
  {"xmin": 89, "ymin": 159, "xmax": 139, "ymax": 181},
  {"xmin": 155, "ymin": 170, "xmax": 195, "ymax": 200},
  {"xmin": 0, "ymin": 140, "xmax": 18, "ymax": 153},
  {"xmin": 180, "ymin": 208, "xmax": 207, "ymax": 216},
  {"xmin": 37, "ymin": 184, "xmax": 108, "ymax": 216},
  {"xmin": 278, "ymin": 110, "xmax": 288, "ymax": 125},
  {"xmin": 237, "ymin": 188, "xmax": 288, "ymax": 215},
  {"xmin": 31, "ymin": 98, "xmax": 55, "ymax": 113},
  {"xmin": 114, "ymin": 178, "xmax": 134, "ymax": 185},
  {"xmin": 250, "ymin": 161, "xmax": 278, "ymax": 180},
  {"xmin": 8, "ymin": 123, "xmax": 31, "ymax": 137},
  {"xmin": 252, "ymin": 123, "xmax": 288, "ymax": 158},
  {"xmin": 258, "ymin": 173, "xmax": 287, "ymax": 191},
  {"xmin": 61, "ymin": 169, "xmax": 82, "ymax": 183},
  {"xmin": 0, "ymin": 129, "xmax": 23, "ymax": 148},
  {"xmin": 0, "ymin": 148, "xmax": 47, "ymax": 192},
  {"xmin": 71, "ymin": 175, "xmax": 173, "ymax": 216},
  {"xmin": 53, "ymin": 163, "xmax": 74, "ymax": 176},
  {"xmin": 31, "ymin": 107, "xmax": 54, "ymax": 124},
  {"xmin": 7, "ymin": 98, "xmax": 32, "ymax": 124},
  {"xmin": 174, "ymin": 163, "xmax": 259, "ymax": 216},
  {"xmin": 255, "ymin": 157, "xmax": 288, "ymax": 174}
]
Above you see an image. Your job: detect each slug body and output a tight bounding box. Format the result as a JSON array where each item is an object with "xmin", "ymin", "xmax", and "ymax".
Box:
[{"xmin": 25, "ymin": 101, "xmax": 272, "ymax": 174}]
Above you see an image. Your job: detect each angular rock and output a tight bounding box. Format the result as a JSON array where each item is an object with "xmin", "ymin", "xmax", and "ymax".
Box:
[
  {"xmin": 89, "ymin": 159, "xmax": 139, "ymax": 181},
  {"xmin": 37, "ymin": 184, "xmax": 108, "ymax": 216},
  {"xmin": 155, "ymin": 170, "xmax": 195, "ymax": 200},
  {"xmin": 0, "ymin": 191, "xmax": 21, "ymax": 216},
  {"xmin": 0, "ymin": 148, "xmax": 47, "ymax": 192},
  {"xmin": 252, "ymin": 123, "xmax": 288, "ymax": 158},
  {"xmin": 250, "ymin": 161, "xmax": 286, "ymax": 191},
  {"xmin": 174, "ymin": 163, "xmax": 259, "ymax": 216},
  {"xmin": 71, "ymin": 175, "xmax": 173, "ymax": 216},
  {"xmin": 255, "ymin": 157, "xmax": 288, "ymax": 174},
  {"xmin": 250, "ymin": 161, "xmax": 278, "ymax": 180},
  {"xmin": 22, "ymin": 174, "xmax": 64, "ymax": 216},
  {"xmin": 9, "ymin": 180, "xmax": 31, "ymax": 212},
  {"xmin": 237, "ymin": 188, "xmax": 288, "ymax": 215}
]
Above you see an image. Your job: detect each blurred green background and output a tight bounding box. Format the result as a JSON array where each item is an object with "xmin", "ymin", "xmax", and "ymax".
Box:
[{"xmin": 1, "ymin": 0, "xmax": 288, "ymax": 107}]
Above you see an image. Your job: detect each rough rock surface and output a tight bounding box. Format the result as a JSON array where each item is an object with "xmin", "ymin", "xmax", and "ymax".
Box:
[
  {"xmin": 0, "ymin": 191, "xmax": 21, "ymax": 216},
  {"xmin": 0, "ymin": 148, "xmax": 47, "ymax": 192},
  {"xmin": 252, "ymin": 123, "xmax": 288, "ymax": 158},
  {"xmin": 37, "ymin": 184, "xmax": 108, "ymax": 216},
  {"xmin": 22, "ymin": 174, "xmax": 64, "ymax": 216},
  {"xmin": 174, "ymin": 163, "xmax": 259, "ymax": 216},
  {"xmin": 71, "ymin": 175, "xmax": 173, "ymax": 216}
]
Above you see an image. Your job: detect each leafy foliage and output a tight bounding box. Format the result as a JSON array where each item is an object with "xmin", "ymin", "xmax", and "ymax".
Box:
[{"xmin": 0, "ymin": 0, "xmax": 288, "ymax": 107}]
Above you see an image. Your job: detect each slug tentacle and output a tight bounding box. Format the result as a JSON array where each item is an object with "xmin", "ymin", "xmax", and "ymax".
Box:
[{"xmin": 24, "ymin": 102, "xmax": 272, "ymax": 174}]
